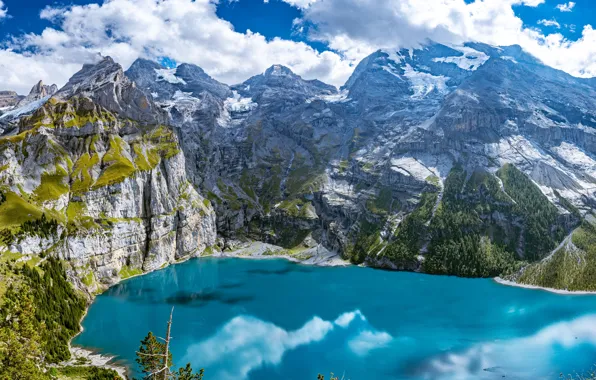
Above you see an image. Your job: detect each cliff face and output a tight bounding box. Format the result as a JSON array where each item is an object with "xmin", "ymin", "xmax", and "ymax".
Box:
[
  {"xmin": 125, "ymin": 42, "xmax": 594, "ymax": 284},
  {"xmin": 0, "ymin": 58, "xmax": 216, "ymax": 293},
  {"xmin": 1, "ymin": 40, "xmax": 595, "ymax": 292}
]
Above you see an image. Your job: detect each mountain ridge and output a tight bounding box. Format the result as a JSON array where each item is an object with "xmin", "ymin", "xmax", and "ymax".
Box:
[{"xmin": 0, "ymin": 39, "xmax": 595, "ymax": 292}]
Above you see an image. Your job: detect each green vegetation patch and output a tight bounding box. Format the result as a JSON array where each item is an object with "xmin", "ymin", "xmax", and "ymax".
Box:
[
  {"xmin": 71, "ymin": 153, "xmax": 100, "ymax": 194},
  {"xmin": 52, "ymin": 365, "xmax": 122, "ymax": 380},
  {"xmin": 367, "ymin": 187, "xmax": 395, "ymax": 216},
  {"xmin": 519, "ymin": 222, "xmax": 596, "ymax": 291},
  {"xmin": 33, "ymin": 167, "xmax": 69, "ymax": 203},
  {"xmin": 93, "ymin": 136, "xmax": 136, "ymax": 189},
  {"xmin": 0, "ymin": 191, "xmax": 43, "ymax": 230},
  {"xmin": 22, "ymin": 258, "xmax": 87, "ymax": 363},
  {"xmin": 497, "ymin": 163, "xmax": 564, "ymax": 260},
  {"xmin": 119, "ymin": 265, "xmax": 143, "ymax": 279}
]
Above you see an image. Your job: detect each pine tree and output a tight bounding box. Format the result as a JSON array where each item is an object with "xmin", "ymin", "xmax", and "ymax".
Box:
[
  {"xmin": 135, "ymin": 309, "xmax": 205, "ymax": 380},
  {"xmin": 136, "ymin": 332, "xmax": 171, "ymax": 379},
  {"xmin": 175, "ymin": 364, "xmax": 204, "ymax": 380},
  {"xmin": 0, "ymin": 286, "xmax": 47, "ymax": 380}
]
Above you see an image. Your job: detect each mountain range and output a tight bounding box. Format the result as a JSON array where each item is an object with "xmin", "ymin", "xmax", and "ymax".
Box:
[{"xmin": 1, "ymin": 40, "xmax": 595, "ymax": 292}]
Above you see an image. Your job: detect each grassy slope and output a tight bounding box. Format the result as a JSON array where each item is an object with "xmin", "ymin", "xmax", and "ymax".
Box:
[{"xmin": 518, "ymin": 221, "xmax": 596, "ymax": 291}]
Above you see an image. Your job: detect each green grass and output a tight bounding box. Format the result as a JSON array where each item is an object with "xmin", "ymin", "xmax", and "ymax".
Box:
[
  {"xmin": 53, "ymin": 365, "xmax": 122, "ymax": 380},
  {"xmin": 119, "ymin": 265, "xmax": 143, "ymax": 279},
  {"xmin": 426, "ymin": 175, "xmax": 440, "ymax": 186},
  {"xmin": 71, "ymin": 153, "xmax": 100, "ymax": 194},
  {"xmin": 66, "ymin": 201, "xmax": 87, "ymax": 222},
  {"xmin": 518, "ymin": 222, "xmax": 596, "ymax": 291},
  {"xmin": 82, "ymin": 272, "xmax": 94, "ymax": 287},
  {"xmin": 93, "ymin": 136, "xmax": 136, "ymax": 189},
  {"xmin": 132, "ymin": 143, "xmax": 153, "ymax": 172},
  {"xmin": 338, "ymin": 160, "xmax": 349, "ymax": 173},
  {"xmin": 367, "ymin": 187, "xmax": 394, "ymax": 215},
  {"xmin": 0, "ymin": 191, "xmax": 43, "ymax": 229},
  {"xmin": 33, "ymin": 167, "xmax": 69, "ymax": 203}
]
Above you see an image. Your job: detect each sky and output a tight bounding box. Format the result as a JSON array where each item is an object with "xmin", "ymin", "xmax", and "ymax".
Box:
[{"xmin": 0, "ymin": 0, "xmax": 595, "ymax": 94}]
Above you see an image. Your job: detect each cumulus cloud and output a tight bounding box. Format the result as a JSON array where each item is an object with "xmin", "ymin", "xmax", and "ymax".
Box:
[
  {"xmin": 279, "ymin": 0, "xmax": 319, "ymax": 9},
  {"xmin": 556, "ymin": 2, "xmax": 576, "ymax": 12},
  {"xmin": 0, "ymin": 1, "xmax": 7, "ymax": 19},
  {"xmin": 0, "ymin": 0, "xmax": 595, "ymax": 95},
  {"xmin": 297, "ymin": 0, "xmax": 596, "ymax": 78},
  {"xmin": 538, "ymin": 18, "xmax": 561, "ymax": 29},
  {"xmin": 0, "ymin": 0, "xmax": 353, "ymax": 93},
  {"xmin": 182, "ymin": 315, "xmax": 333, "ymax": 380}
]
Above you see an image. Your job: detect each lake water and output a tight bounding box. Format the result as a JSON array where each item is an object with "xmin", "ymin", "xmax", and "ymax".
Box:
[{"xmin": 74, "ymin": 257, "xmax": 596, "ymax": 380}]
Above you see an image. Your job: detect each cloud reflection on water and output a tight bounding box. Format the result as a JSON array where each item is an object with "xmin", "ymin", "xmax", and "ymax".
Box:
[{"xmin": 181, "ymin": 310, "xmax": 392, "ymax": 380}]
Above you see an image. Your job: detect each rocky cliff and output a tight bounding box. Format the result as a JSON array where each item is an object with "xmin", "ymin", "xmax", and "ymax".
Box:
[
  {"xmin": 1, "ymin": 40, "xmax": 595, "ymax": 291},
  {"xmin": 0, "ymin": 57, "xmax": 216, "ymax": 294},
  {"xmin": 124, "ymin": 41, "xmax": 595, "ymax": 287}
]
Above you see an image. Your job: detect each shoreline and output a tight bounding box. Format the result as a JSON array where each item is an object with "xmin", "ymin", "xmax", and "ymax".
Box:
[
  {"xmin": 68, "ymin": 301, "xmax": 130, "ymax": 379},
  {"xmin": 67, "ymin": 247, "xmax": 213, "ymax": 379},
  {"xmin": 493, "ymin": 277, "xmax": 596, "ymax": 295},
  {"xmin": 68, "ymin": 243, "xmax": 596, "ymax": 378},
  {"xmin": 214, "ymin": 241, "xmax": 349, "ymax": 267},
  {"xmin": 68, "ymin": 241, "xmax": 347, "ymax": 378}
]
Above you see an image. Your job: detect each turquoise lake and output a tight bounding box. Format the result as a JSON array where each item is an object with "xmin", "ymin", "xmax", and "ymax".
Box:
[{"xmin": 74, "ymin": 257, "xmax": 596, "ymax": 380}]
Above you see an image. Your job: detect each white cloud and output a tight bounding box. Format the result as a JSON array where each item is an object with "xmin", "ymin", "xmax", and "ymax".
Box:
[
  {"xmin": 280, "ymin": 0, "xmax": 319, "ymax": 9},
  {"xmin": 0, "ymin": 0, "xmax": 353, "ymax": 93},
  {"xmin": 0, "ymin": 0, "xmax": 595, "ymax": 95},
  {"xmin": 538, "ymin": 19, "xmax": 561, "ymax": 29},
  {"xmin": 334, "ymin": 310, "xmax": 365, "ymax": 327},
  {"xmin": 297, "ymin": 0, "xmax": 596, "ymax": 78},
  {"xmin": 0, "ymin": 1, "xmax": 7, "ymax": 19},
  {"xmin": 556, "ymin": 2, "xmax": 576, "ymax": 12}
]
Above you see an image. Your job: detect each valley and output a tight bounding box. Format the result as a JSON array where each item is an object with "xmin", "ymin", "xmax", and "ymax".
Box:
[{"xmin": 0, "ymin": 40, "xmax": 595, "ymax": 378}]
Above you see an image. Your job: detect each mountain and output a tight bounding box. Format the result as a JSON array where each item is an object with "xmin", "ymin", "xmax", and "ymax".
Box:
[
  {"xmin": 1, "ymin": 41, "xmax": 595, "ymax": 292},
  {"xmin": 0, "ymin": 56, "xmax": 216, "ymax": 293},
  {"xmin": 0, "ymin": 91, "xmax": 23, "ymax": 109},
  {"xmin": 16, "ymin": 80, "xmax": 58, "ymax": 107},
  {"xmin": 0, "ymin": 81, "xmax": 59, "ymax": 132},
  {"xmin": 127, "ymin": 41, "xmax": 594, "ymax": 283}
]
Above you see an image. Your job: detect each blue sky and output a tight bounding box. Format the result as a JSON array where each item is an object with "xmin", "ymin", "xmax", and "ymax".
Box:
[
  {"xmin": 1, "ymin": 0, "xmax": 590, "ymax": 51},
  {"xmin": 0, "ymin": 0, "xmax": 595, "ymax": 93}
]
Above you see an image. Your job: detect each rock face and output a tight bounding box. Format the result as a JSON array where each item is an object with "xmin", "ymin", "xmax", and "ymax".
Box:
[
  {"xmin": 0, "ymin": 58, "xmax": 216, "ymax": 293},
  {"xmin": 0, "ymin": 91, "xmax": 23, "ymax": 109},
  {"xmin": 124, "ymin": 41, "xmax": 594, "ymax": 280},
  {"xmin": 1, "ymin": 40, "xmax": 595, "ymax": 289},
  {"xmin": 17, "ymin": 80, "xmax": 58, "ymax": 108}
]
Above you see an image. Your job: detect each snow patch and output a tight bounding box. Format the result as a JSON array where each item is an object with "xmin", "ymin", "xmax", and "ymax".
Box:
[
  {"xmin": 402, "ymin": 64, "xmax": 448, "ymax": 98},
  {"xmin": 382, "ymin": 49, "xmax": 405, "ymax": 65},
  {"xmin": 307, "ymin": 89, "xmax": 350, "ymax": 104},
  {"xmin": 501, "ymin": 56, "xmax": 519, "ymax": 64},
  {"xmin": 154, "ymin": 68, "xmax": 186, "ymax": 85},
  {"xmin": 217, "ymin": 91, "xmax": 257, "ymax": 128},
  {"xmin": 0, "ymin": 96, "xmax": 50, "ymax": 120},
  {"xmin": 432, "ymin": 46, "xmax": 490, "ymax": 71}
]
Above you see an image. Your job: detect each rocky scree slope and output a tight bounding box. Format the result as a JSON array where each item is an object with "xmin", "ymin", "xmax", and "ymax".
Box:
[
  {"xmin": 126, "ymin": 41, "xmax": 595, "ymax": 287},
  {"xmin": 0, "ymin": 57, "xmax": 216, "ymax": 295}
]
